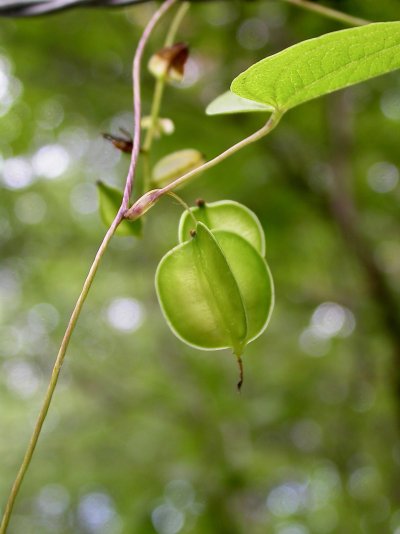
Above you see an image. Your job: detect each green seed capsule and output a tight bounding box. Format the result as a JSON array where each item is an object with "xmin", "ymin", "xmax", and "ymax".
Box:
[
  {"xmin": 178, "ymin": 200, "xmax": 265, "ymax": 255},
  {"xmin": 155, "ymin": 222, "xmax": 274, "ymax": 356},
  {"xmin": 151, "ymin": 149, "xmax": 205, "ymax": 189}
]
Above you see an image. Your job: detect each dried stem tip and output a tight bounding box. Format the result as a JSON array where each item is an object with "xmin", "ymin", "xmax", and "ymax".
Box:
[{"xmin": 237, "ymin": 356, "xmax": 244, "ymax": 392}]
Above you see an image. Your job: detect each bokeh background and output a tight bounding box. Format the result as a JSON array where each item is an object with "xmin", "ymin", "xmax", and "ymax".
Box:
[{"xmin": 1, "ymin": 1, "xmax": 400, "ymax": 532}]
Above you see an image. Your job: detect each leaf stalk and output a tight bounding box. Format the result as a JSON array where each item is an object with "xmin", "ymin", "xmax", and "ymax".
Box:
[{"xmin": 281, "ymin": 0, "xmax": 370, "ymax": 27}]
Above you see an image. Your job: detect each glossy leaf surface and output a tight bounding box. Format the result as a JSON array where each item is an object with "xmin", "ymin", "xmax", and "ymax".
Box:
[
  {"xmin": 179, "ymin": 200, "xmax": 265, "ymax": 255},
  {"xmin": 206, "ymin": 91, "xmax": 273, "ymax": 116},
  {"xmin": 97, "ymin": 181, "xmax": 142, "ymax": 237},
  {"xmin": 231, "ymin": 22, "xmax": 400, "ymax": 112}
]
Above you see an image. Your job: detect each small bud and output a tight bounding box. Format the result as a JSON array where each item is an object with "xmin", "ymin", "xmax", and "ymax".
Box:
[
  {"xmin": 148, "ymin": 42, "xmax": 189, "ymax": 82},
  {"xmin": 141, "ymin": 116, "xmax": 175, "ymax": 138},
  {"xmin": 125, "ymin": 189, "xmax": 162, "ymax": 221},
  {"xmin": 196, "ymin": 199, "xmax": 206, "ymax": 208}
]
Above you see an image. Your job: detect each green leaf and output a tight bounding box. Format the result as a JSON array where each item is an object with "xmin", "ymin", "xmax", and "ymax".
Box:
[
  {"xmin": 151, "ymin": 149, "xmax": 205, "ymax": 188},
  {"xmin": 206, "ymin": 91, "xmax": 274, "ymax": 116},
  {"xmin": 97, "ymin": 181, "xmax": 142, "ymax": 237},
  {"xmin": 231, "ymin": 22, "xmax": 400, "ymax": 112},
  {"xmin": 178, "ymin": 200, "xmax": 266, "ymax": 255},
  {"xmin": 156, "ymin": 222, "xmax": 274, "ymax": 354}
]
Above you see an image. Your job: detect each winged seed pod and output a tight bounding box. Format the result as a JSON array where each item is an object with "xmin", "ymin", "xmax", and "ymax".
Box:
[
  {"xmin": 155, "ymin": 220, "xmax": 274, "ymax": 389},
  {"xmin": 178, "ymin": 199, "xmax": 265, "ymax": 255},
  {"xmin": 151, "ymin": 149, "xmax": 205, "ymax": 188}
]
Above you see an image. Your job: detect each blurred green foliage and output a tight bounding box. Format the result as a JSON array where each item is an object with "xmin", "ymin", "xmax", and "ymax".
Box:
[{"xmin": 1, "ymin": 1, "xmax": 400, "ymax": 533}]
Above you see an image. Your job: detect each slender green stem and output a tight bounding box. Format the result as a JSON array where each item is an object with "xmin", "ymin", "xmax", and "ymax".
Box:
[
  {"xmin": 281, "ymin": 0, "xmax": 370, "ymax": 26},
  {"xmin": 167, "ymin": 191, "xmax": 197, "ymax": 225},
  {"xmin": 0, "ymin": 214, "xmax": 121, "ymax": 534},
  {"xmin": 143, "ymin": 75, "xmax": 166, "ymax": 154},
  {"xmin": 164, "ymin": 1, "xmax": 189, "ymax": 47},
  {"xmin": 126, "ymin": 111, "xmax": 283, "ymax": 220}
]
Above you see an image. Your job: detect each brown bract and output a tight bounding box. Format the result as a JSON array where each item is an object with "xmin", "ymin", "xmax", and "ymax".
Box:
[{"xmin": 148, "ymin": 42, "xmax": 189, "ymax": 81}]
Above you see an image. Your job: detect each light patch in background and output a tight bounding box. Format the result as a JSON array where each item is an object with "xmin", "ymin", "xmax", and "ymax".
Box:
[
  {"xmin": 32, "ymin": 144, "xmax": 70, "ymax": 179},
  {"xmin": 177, "ymin": 58, "xmax": 200, "ymax": 89},
  {"xmin": 77, "ymin": 492, "xmax": 121, "ymax": 534},
  {"xmin": 28, "ymin": 303, "xmax": 59, "ymax": 333},
  {"xmin": 309, "ymin": 463, "xmax": 341, "ymax": 509},
  {"xmin": 367, "ymin": 161, "xmax": 399, "ymax": 193},
  {"xmin": 299, "ymin": 327, "xmax": 331, "ymax": 357},
  {"xmin": 105, "ymin": 298, "xmax": 144, "ymax": 333},
  {"xmin": 276, "ymin": 524, "xmax": 309, "ymax": 534},
  {"xmin": 37, "ymin": 99, "xmax": 65, "ymax": 130},
  {"xmin": 2, "ymin": 157, "xmax": 34, "ymax": 189},
  {"xmin": 0, "ymin": 54, "xmax": 23, "ymax": 117},
  {"xmin": 14, "ymin": 192, "xmax": 47, "ymax": 224},
  {"xmin": 70, "ymin": 183, "xmax": 98, "ymax": 215},
  {"xmin": 58, "ymin": 126, "xmax": 90, "ymax": 159},
  {"xmin": 36, "ymin": 484, "xmax": 70, "ymax": 517},
  {"xmin": 0, "ymin": 69, "xmax": 10, "ymax": 101},
  {"xmin": 109, "ymin": 111, "xmax": 133, "ymax": 136},
  {"xmin": 0, "ymin": 268, "xmax": 21, "ymax": 311},
  {"xmin": 266, "ymin": 482, "xmax": 306, "ymax": 517},
  {"xmin": 291, "ymin": 419, "xmax": 322, "ymax": 453},
  {"xmin": 86, "ymin": 137, "xmax": 121, "ymax": 173},
  {"xmin": 3, "ymin": 360, "xmax": 40, "ymax": 398},
  {"xmin": 311, "ymin": 302, "xmax": 355, "ymax": 339},
  {"xmin": 299, "ymin": 302, "xmax": 355, "ymax": 357},
  {"xmin": 151, "ymin": 504, "xmax": 185, "ymax": 534},
  {"xmin": 380, "ymin": 89, "xmax": 400, "ymax": 121},
  {"xmin": 165, "ymin": 480, "xmax": 195, "ymax": 511},
  {"xmin": 237, "ymin": 18, "xmax": 269, "ymax": 50},
  {"xmin": 0, "ymin": 326, "xmax": 24, "ymax": 357}
]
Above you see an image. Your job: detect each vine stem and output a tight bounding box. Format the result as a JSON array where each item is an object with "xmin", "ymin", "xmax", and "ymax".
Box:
[
  {"xmin": 126, "ymin": 110, "xmax": 283, "ymax": 220},
  {"xmin": 281, "ymin": 0, "xmax": 370, "ymax": 26},
  {"xmin": 0, "ymin": 216, "xmax": 120, "ymax": 534},
  {"xmin": 121, "ymin": 0, "xmax": 178, "ymax": 211},
  {"xmin": 0, "ymin": 1, "xmax": 177, "ymax": 532},
  {"xmin": 142, "ymin": 1, "xmax": 190, "ymax": 191}
]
